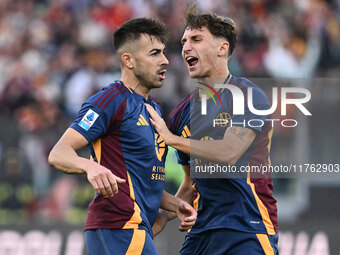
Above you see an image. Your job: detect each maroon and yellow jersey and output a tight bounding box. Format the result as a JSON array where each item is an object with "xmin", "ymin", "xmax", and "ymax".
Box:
[{"xmin": 71, "ymin": 81, "xmax": 167, "ymax": 236}]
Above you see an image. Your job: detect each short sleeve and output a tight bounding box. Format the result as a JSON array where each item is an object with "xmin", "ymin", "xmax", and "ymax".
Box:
[
  {"xmin": 70, "ymin": 87, "xmax": 126, "ymax": 143},
  {"xmin": 70, "ymin": 102, "xmax": 108, "ymax": 143}
]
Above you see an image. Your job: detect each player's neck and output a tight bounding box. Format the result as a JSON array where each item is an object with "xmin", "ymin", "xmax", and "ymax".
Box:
[
  {"xmin": 196, "ymin": 68, "xmax": 230, "ymax": 99},
  {"xmin": 197, "ymin": 66, "xmax": 230, "ymax": 85},
  {"xmin": 121, "ymin": 72, "xmax": 150, "ymax": 99}
]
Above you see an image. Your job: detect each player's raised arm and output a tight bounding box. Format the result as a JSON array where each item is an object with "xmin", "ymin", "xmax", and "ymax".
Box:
[
  {"xmin": 48, "ymin": 128, "xmax": 125, "ymax": 198},
  {"xmin": 146, "ymin": 103, "xmax": 256, "ymax": 165}
]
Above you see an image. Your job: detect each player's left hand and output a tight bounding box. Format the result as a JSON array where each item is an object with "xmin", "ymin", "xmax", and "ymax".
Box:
[
  {"xmin": 145, "ymin": 104, "xmax": 173, "ymax": 144},
  {"xmin": 176, "ymin": 201, "xmax": 197, "ymax": 232}
]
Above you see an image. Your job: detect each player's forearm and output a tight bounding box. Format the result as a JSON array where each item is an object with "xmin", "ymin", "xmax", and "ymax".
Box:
[
  {"xmin": 157, "ymin": 209, "xmax": 176, "ymax": 223},
  {"xmin": 48, "ymin": 143, "xmax": 90, "ymax": 174},
  {"xmin": 147, "ymin": 104, "xmax": 242, "ymax": 164},
  {"xmin": 159, "ymin": 189, "xmax": 194, "ymax": 223},
  {"xmin": 162, "ymin": 178, "xmax": 194, "ymax": 221},
  {"xmin": 160, "ymin": 190, "xmax": 181, "ymax": 213},
  {"xmin": 175, "ymin": 177, "xmax": 194, "ymax": 206},
  {"xmin": 167, "ymin": 135, "xmax": 237, "ymax": 165},
  {"xmin": 159, "ymin": 169, "xmax": 194, "ymax": 221},
  {"xmin": 190, "ymin": 139, "xmax": 238, "ymax": 164}
]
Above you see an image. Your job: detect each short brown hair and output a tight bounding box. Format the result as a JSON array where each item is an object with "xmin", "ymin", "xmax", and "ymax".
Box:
[{"xmin": 184, "ymin": 4, "xmax": 238, "ymax": 56}]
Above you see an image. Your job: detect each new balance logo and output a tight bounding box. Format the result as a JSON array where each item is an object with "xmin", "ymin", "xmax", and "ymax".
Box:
[{"xmin": 137, "ymin": 114, "xmax": 149, "ymax": 126}]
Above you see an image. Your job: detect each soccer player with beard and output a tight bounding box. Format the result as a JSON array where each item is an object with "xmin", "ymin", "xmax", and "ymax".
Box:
[{"xmin": 49, "ymin": 18, "xmax": 196, "ymax": 255}]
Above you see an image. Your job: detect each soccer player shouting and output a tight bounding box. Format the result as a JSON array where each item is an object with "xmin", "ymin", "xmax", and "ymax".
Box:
[{"xmin": 148, "ymin": 6, "xmax": 279, "ymax": 255}]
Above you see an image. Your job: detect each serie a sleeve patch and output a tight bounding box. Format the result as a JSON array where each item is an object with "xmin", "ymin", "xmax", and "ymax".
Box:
[{"xmin": 78, "ymin": 109, "xmax": 100, "ymax": 131}]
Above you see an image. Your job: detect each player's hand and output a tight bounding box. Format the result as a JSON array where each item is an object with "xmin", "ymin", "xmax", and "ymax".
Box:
[
  {"xmin": 145, "ymin": 104, "xmax": 173, "ymax": 144},
  {"xmin": 176, "ymin": 201, "xmax": 197, "ymax": 232},
  {"xmin": 85, "ymin": 161, "xmax": 126, "ymax": 198},
  {"xmin": 152, "ymin": 210, "xmax": 172, "ymax": 238}
]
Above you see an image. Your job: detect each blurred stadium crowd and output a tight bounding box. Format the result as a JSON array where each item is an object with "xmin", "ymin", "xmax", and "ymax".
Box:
[{"xmin": 0, "ymin": 0, "xmax": 339, "ymax": 225}]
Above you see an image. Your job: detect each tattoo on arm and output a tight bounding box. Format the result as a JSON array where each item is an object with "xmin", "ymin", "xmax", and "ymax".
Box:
[{"xmin": 227, "ymin": 126, "xmax": 249, "ymax": 142}]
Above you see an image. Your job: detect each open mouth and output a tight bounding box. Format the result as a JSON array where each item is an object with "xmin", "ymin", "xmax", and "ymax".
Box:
[
  {"xmin": 158, "ymin": 69, "xmax": 166, "ymax": 80},
  {"xmin": 186, "ymin": 56, "xmax": 198, "ymax": 67}
]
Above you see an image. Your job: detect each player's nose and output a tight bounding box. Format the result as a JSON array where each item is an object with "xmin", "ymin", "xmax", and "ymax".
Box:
[
  {"xmin": 182, "ymin": 41, "xmax": 192, "ymax": 53},
  {"xmin": 161, "ymin": 53, "xmax": 169, "ymax": 66}
]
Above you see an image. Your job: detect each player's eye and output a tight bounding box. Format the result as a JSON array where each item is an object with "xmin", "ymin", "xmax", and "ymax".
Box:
[{"xmin": 151, "ymin": 51, "xmax": 160, "ymax": 56}]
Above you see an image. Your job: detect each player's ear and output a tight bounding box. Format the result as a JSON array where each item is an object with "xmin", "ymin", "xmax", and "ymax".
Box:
[
  {"xmin": 121, "ymin": 52, "xmax": 134, "ymax": 69},
  {"xmin": 217, "ymin": 41, "xmax": 229, "ymax": 57}
]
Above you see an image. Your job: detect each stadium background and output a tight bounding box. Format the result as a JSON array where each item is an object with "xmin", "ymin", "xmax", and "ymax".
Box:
[{"xmin": 0, "ymin": 0, "xmax": 339, "ymax": 254}]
